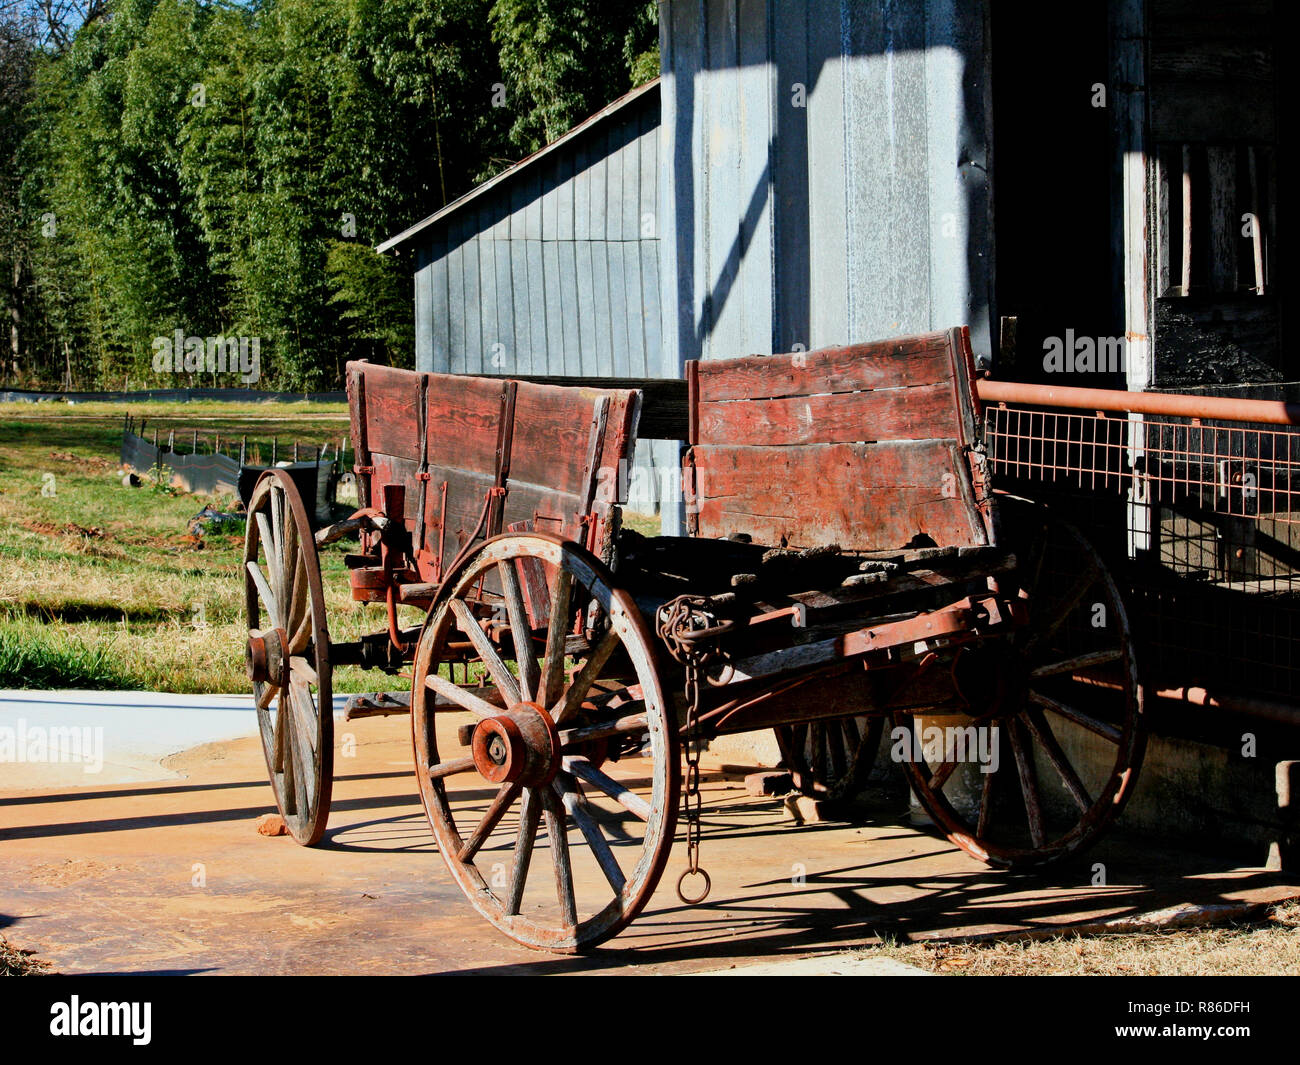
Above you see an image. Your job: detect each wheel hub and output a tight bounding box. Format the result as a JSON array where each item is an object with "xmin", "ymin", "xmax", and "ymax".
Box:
[
  {"xmin": 471, "ymin": 702, "xmax": 560, "ymax": 786},
  {"xmin": 246, "ymin": 628, "xmax": 289, "ymax": 687},
  {"xmin": 951, "ymin": 640, "xmax": 1023, "ymax": 723}
]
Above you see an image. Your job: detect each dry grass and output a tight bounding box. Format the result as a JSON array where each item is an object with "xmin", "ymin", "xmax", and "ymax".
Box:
[
  {"xmin": 0, "ymin": 935, "xmax": 53, "ymax": 976},
  {"xmin": 864, "ymin": 900, "xmax": 1300, "ymax": 975}
]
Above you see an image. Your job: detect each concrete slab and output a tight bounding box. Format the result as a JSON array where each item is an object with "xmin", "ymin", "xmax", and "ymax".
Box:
[
  {"xmin": 0, "ymin": 689, "xmax": 347, "ymax": 788},
  {"xmin": 2, "ymin": 712, "xmax": 1297, "ymax": 975}
]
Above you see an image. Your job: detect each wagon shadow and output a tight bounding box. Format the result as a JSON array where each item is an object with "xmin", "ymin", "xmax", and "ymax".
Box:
[{"xmin": 442, "ymin": 826, "xmax": 1299, "ymax": 974}]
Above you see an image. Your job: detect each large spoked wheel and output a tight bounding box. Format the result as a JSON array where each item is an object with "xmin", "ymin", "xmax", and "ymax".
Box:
[
  {"xmin": 900, "ymin": 495, "xmax": 1145, "ymax": 868},
  {"xmin": 411, "ymin": 533, "xmax": 679, "ymax": 953},
  {"xmin": 244, "ymin": 469, "xmax": 333, "ymax": 846},
  {"xmin": 774, "ymin": 716, "xmax": 884, "ymax": 800}
]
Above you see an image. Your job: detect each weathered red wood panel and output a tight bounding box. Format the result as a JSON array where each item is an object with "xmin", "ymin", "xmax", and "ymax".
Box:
[
  {"xmin": 692, "ymin": 331, "xmax": 957, "ymax": 406},
  {"xmin": 509, "ymin": 383, "xmax": 608, "ymax": 498},
  {"xmin": 684, "ymin": 327, "xmax": 992, "ymax": 551},
  {"xmin": 346, "ymin": 360, "xmax": 642, "ymax": 571},
  {"xmin": 688, "ymin": 440, "xmax": 988, "ymax": 550},
  {"xmin": 696, "ymin": 380, "xmax": 958, "ymax": 447},
  {"xmin": 352, "ymin": 362, "xmax": 423, "ymax": 461},
  {"xmin": 426, "ymin": 374, "xmax": 512, "ymax": 478}
]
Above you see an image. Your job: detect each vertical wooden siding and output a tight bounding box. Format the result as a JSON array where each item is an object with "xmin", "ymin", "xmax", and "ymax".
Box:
[
  {"xmin": 658, "ymin": 0, "xmax": 995, "ymax": 374},
  {"xmin": 413, "ymin": 89, "xmax": 662, "ymax": 382}
]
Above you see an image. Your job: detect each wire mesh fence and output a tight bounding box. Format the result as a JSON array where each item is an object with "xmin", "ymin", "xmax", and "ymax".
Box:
[{"xmin": 984, "ymin": 401, "xmax": 1300, "ymax": 704}]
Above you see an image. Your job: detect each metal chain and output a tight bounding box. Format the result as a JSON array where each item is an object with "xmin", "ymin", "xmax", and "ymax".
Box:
[
  {"xmin": 658, "ymin": 595, "xmax": 722, "ymax": 905},
  {"xmin": 677, "ymin": 654, "xmax": 710, "ymax": 903}
]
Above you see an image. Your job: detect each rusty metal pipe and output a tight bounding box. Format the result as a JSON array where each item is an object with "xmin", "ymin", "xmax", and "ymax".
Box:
[
  {"xmin": 1156, "ymin": 686, "xmax": 1300, "ymax": 728},
  {"xmin": 977, "ymin": 378, "xmax": 1300, "ymax": 426}
]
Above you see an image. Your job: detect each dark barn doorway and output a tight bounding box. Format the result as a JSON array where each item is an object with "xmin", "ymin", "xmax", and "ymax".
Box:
[{"xmin": 991, "ymin": 1, "xmax": 1118, "ymax": 385}]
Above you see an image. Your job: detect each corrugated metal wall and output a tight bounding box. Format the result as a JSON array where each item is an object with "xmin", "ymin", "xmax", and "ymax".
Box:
[
  {"xmin": 658, "ymin": 0, "xmax": 995, "ymax": 374},
  {"xmin": 413, "ymin": 88, "xmax": 662, "ymax": 379}
]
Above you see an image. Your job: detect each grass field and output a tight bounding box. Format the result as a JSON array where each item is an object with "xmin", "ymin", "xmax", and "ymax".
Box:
[
  {"xmin": 0, "ymin": 399, "xmax": 406, "ymax": 694},
  {"xmin": 0, "ymin": 399, "xmax": 660, "ymax": 695}
]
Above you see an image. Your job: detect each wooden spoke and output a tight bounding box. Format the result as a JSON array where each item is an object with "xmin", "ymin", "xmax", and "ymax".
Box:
[
  {"xmin": 555, "ymin": 777, "xmax": 626, "ymax": 895},
  {"xmin": 246, "ymin": 561, "xmax": 282, "ymax": 629},
  {"xmin": 427, "ymin": 756, "xmax": 478, "ymax": 780},
  {"xmin": 929, "ymin": 758, "xmax": 959, "ymax": 791},
  {"xmin": 286, "ymin": 689, "xmax": 316, "ymax": 802},
  {"xmin": 826, "ymin": 719, "xmax": 847, "ymax": 779},
  {"xmin": 256, "ymin": 512, "xmax": 281, "ymax": 595},
  {"xmin": 541, "ymin": 788, "xmax": 578, "ymax": 930},
  {"xmin": 287, "ymin": 681, "xmax": 318, "ymax": 756},
  {"xmin": 505, "ymin": 787, "xmax": 542, "ymax": 917},
  {"xmin": 272, "ymin": 688, "xmax": 288, "ymax": 771},
  {"xmin": 1030, "ymin": 689, "xmax": 1122, "ymax": 744},
  {"xmin": 563, "ymin": 755, "xmax": 652, "ymax": 821},
  {"xmin": 1022, "ymin": 710, "xmax": 1093, "ymax": 813},
  {"xmin": 284, "ymin": 540, "xmax": 308, "ymax": 647},
  {"xmin": 287, "ymin": 608, "xmax": 313, "ymax": 656},
  {"xmin": 551, "ymin": 628, "xmax": 621, "ymax": 725},
  {"xmin": 458, "ymin": 781, "xmax": 523, "ymax": 863},
  {"xmin": 257, "ymin": 679, "xmax": 280, "ymax": 711},
  {"xmin": 812, "ymin": 723, "xmax": 828, "ymax": 784},
  {"xmin": 281, "ymin": 703, "xmax": 298, "ymax": 816},
  {"xmin": 540, "ymin": 567, "xmax": 574, "ymax": 708},
  {"xmin": 557, "ymin": 711, "xmax": 649, "ymax": 749},
  {"xmin": 270, "ymin": 484, "xmax": 285, "ymax": 565},
  {"xmin": 1008, "ymin": 718, "xmax": 1044, "ymax": 849},
  {"xmin": 976, "ymin": 758, "xmax": 997, "ymax": 838},
  {"xmin": 450, "ymin": 599, "xmax": 520, "ymax": 705},
  {"xmin": 289, "ymin": 656, "xmax": 318, "ymax": 688},
  {"xmin": 1030, "ymin": 648, "xmax": 1123, "ymax": 678},
  {"xmin": 425, "ymin": 672, "xmax": 502, "ymax": 719},
  {"xmin": 499, "ymin": 561, "xmax": 539, "ymax": 704},
  {"xmin": 1026, "ymin": 558, "xmax": 1100, "ymax": 655},
  {"xmin": 841, "ymin": 719, "xmax": 862, "ymax": 760}
]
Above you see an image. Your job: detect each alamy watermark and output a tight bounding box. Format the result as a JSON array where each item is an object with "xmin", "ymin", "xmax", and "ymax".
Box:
[
  {"xmin": 890, "ymin": 723, "xmax": 1000, "ymax": 774},
  {"xmin": 152, "ymin": 329, "xmax": 261, "ymax": 383},
  {"xmin": 1042, "ymin": 330, "xmax": 1127, "ymax": 375},
  {"xmin": 0, "ymin": 718, "xmax": 104, "ymax": 773},
  {"xmin": 50, "ymin": 997, "xmax": 151, "ymax": 1045}
]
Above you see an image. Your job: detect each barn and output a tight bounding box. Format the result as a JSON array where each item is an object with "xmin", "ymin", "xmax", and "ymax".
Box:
[{"xmin": 379, "ymin": 0, "xmax": 1295, "ymax": 859}]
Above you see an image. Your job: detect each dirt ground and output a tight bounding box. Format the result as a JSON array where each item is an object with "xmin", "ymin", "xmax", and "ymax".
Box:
[{"xmin": 2, "ymin": 713, "xmax": 1297, "ymax": 975}]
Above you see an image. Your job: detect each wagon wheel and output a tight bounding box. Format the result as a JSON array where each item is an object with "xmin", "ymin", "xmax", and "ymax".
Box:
[
  {"xmin": 899, "ymin": 495, "xmax": 1145, "ymax": 868},
  {"xmin": 244, "ymin": 469, "xmax": 333, "ymax": 846},
  {"xmin": 411, "ymin": 533, "xmax": 679, "ymax": 953},
  {"xmin": 774, "ymin": 716, "xmax": 884, "ymax": 800}
]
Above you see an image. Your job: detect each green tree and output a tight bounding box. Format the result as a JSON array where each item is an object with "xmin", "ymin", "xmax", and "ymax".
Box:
[{"xmin": 489, "ymin": 0, "xmax": 658, "ymax": 153}]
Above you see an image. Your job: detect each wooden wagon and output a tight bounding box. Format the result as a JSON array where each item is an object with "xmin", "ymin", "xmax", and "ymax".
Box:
[{"xmin": 242, "ymin": 327, "xmax": 1145, "ymax": 952}]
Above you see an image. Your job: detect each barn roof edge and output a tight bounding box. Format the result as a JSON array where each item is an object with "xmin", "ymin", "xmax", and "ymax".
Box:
[{"xmin": 376, "ymin": 76, "xmax": 661, "ymax": 255}]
